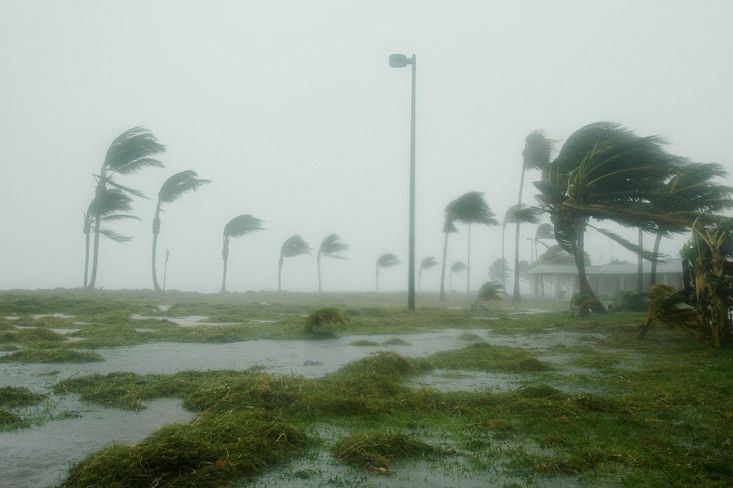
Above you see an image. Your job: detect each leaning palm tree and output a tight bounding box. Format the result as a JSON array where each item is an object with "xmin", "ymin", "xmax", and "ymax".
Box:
[
  {"xmin": 533, "ymin": 223, "xmax": 554, "ymax": 260},
  {"xmin": 513, "ymin": 131, "xmax": 554, "ymax": 302},
  {"xmin": 449, "ymin": 261, "xmax": 467, "ymax": 291},
  {"xmin": 220, "ymin": 214, "xmax": 264, "ymax": 293},
  {"xmin": 489, "ymin": 258, "xmax": 510, "ymax": 285},
  {"xmin": 418, "ymin": 256, "xmax": 438, "ymax": 292},
  {"xmin": 152, "ymin": 170, "xmax": 211, "ymax": 292},
  {"xmin": 502, "ymin": 204, "xmax": 541, "ymax": 298},
  {"xmin": 376, "ymin": 253, "xmax": 400, "ymax": 292},
  {"xmin": 439, "ymin": 220, "xmax": 458, "ymax": 300},
  {"xmin": 86, "ymin": 127, "xmax": 165, "ymax": 289},
  {"xmin": 279, "ymin": 235, "xmax": 312, "ymax": 291},
  {"xmin": 83, "ymin": 187, "xmax": 140, "ymax": 287},
  {"xmin": 317, "ymin": 233, "xmax": 349, "ymax": 292},
  {"xmin": 445, "ymin": 192, "xmax": 498, "ymax": 295}
]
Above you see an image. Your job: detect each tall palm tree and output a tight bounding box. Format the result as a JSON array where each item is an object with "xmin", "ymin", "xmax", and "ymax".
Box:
[
  {"xmin": 535, "ymin": 122, "xmax": 683, "ymax": 312},
  {"xmin": 279, "ymin": 235, "xmax": 311, "ymax": 291},
  {"xmin": 445, "ymin": 192, "xmax": 498, "ymax": 295},
  {"xmin": 152, "ymin": 170, "xmax": 210, "ymax": 292},
  {"xmin": 317, "ymin": 234, "xmax": 349, "ymax": 292},
  {"xmin": 502, "ymin": 204, "xmax": 541, "ymax": 299},
  {"xmin": 514, "ymin": 131, "xmax": 554, "ymax": 302},
  {"xmin": 439, "ymin": 220, "xmax": 458, "ymax": 300},
  {"xmin": 376, "ymin": 253, "xmax": 400, "ymax": 292},
  {"xmin": 418, "ymin": 256, "xmax": 438, "ymax": 292},
  {"xmin": 449, "ymin": 261, "xmax": 467, "ymax": 291},
  {"xmin": 83, "ymin": 187, "xmax": 141, "ymax": 288},
  {"xmin": 86, "ymin": 127, "xmax": 165, "ymax": 289},
  {"xmin": 220, "ymin": 214, "xmax": 264, "ymax": 293}
]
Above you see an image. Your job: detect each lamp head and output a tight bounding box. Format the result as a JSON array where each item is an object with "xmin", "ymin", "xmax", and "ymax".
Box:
[{"xmin": 389, "ymin": 53, "xmax": 411, "ymax": 68}]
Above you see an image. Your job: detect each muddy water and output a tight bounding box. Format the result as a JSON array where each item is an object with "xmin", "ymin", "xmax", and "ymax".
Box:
[{"xmin": 0, "ymin": 398, "xmax": 193, "ymax": 488}]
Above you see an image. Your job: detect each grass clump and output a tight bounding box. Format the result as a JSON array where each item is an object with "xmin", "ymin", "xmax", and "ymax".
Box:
[
  {"xmin": 333, "ymin": 431, "xmax": 440, "ymax": 473},
  {"xmin": 382, "ymin": 337, "xmax": 410, "ymax": 345},
  {"xmin": 349, "ymin": 339, "xmax": 380, "ymax": 346},
  {"xmin": 304, "ymin": 307, "xmax": 349, "ymax": 338},
  {"xmin": 59, "ymin": 409, "xmax": 307, "ymax": 488},
  {"xmin": 0, "ymin": 348, "xmax": 103, "ymax": 363},
  {"xmin": 426, "ymin": 343, "xmax": 552, "ymax": 373},
  {"xmin": 0, "ymin": 408, "xmax": 29, "ymax": 430},
  {"xmin": 0, "ymin": 386, "xmax": 46, "ymax": 408}
]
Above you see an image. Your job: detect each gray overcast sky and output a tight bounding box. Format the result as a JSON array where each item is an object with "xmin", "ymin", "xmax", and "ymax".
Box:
[{"xmin": 1, "ymin": 0, "xmax": 732, "ymax": 293}]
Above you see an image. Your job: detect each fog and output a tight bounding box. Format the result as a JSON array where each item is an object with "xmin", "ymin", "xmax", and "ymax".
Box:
[{"xmin": 1, "ymin": 0, "xmax": 731, "ymax": 293}]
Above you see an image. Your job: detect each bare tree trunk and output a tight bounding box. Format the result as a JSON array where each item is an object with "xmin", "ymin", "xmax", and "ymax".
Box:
[
  {"xmin": 83, "ymin": 228, "xmax": 90, "ymax": 288},
  {"xmin": 162, "ymin": 250, "xmax": 169, "ymax": 292},
  {"xmin": 637, "ymin": 228, "xmax": 644, "ymax": 292},
  {"xmin": 439, "ymin": 232, "xmax": 449, "ymax": 301},
  {"xmin": 650, "ymin": 231, "xmax": 663, "ymax": 286},
  {"xmin": 317, "ymin": 253, "xmax": 322, "ymax": 293},
  {"xmin": 501, "ymin": 224, "xmax": 506, "ymax": 289},
  {"xmin": 278, "ymin": 255, "xmax": 284, "ymax": 292},
  {"xmin": 513, "ymin": 220, "xmax": 522, "ymax": 303},
  {"xmin": 574, "ymin": 221, "xmax": 606, "ymax": 313},
  {"xmin": 376, "ymin": 265, "xmax": 380, "ymax": 292},
  {"xmin": 466, "ymin": 224, "xmax": 471, "ymax": 295},
  {"xmin": 418, "ymin": 268, "xmax": 422, "ymax": 293},
  {"xmin": 220, "ymin": 236, "xmax": 229, "ymax": 293},
  {"xmin": 151, "ymin": 202, "xmax": 162, "ymax": 292},
  {"xmin": 87, "ymin": 179, "xmax": 105, "ymax": 290}
]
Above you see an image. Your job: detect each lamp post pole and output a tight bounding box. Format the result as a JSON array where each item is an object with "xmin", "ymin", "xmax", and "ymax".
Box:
[{"xmin": 390, "ymin": 53, "xmax": 417, "ymax": 311}]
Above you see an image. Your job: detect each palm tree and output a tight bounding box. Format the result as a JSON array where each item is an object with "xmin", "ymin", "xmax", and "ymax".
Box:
[
  {"xmin": 151, "ymin": 171, "xmax": 210, "ymax": 292},
  {"xmin": 449, "ymin": 261, "xmax": 467, "ymax": 291},
  {"xmin": 317, "ymin": 234, "xmax": 349, "ymax": 292},
  {"xmin": 514, "ymin": 131, "xmax": 554, "ymax": 302},
  {"xmin": 439, "ymin": 220, "xmax": 458, "ymax": 300},
  {"xmin": 279, "ymin": 235, "xmax": 311, "ymax": 291},
  {"xmin": 86, "ymin": 127, "xmax": 165, "ymax": 289},
  {"xmin": 445, "ymin": 192, "xmax": 498, "ymax": 295},
  {"xmin": 475, "ymin": 281, "xmax": 505, "ymax": 305},
  {"xmin": 220, "ymin": 214, "xmax": 264, "ymax": 293},
  {"xmin": 376, "ymin": 253, "xmax": 400, "ymax": 292},
  {"xmin": 418, "ymin": 256, "xmax": 438, "ymax": 292},
  {"xmin": 489, "ymin": 258, "xmax": 509, "ymax": 285},
  {"xmin": 533, "ymin": 223, "xmax": 554, "ymax": 260},
  {"xmin": 502, "ymin": 204, "xmax": 541, "ymax": 299},
  {"xmin": 83, "ymin": 187, "xmax": 141, "ymax": 288},
  {"xmin": 535, "ymin": 122, "xmax": 682, "ymax": 312}
]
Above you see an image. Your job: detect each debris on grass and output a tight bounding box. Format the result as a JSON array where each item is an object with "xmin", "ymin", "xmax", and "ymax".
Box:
[{"xmin": 304, "ymin": 307, "xmax": 349, "ymax": 338}]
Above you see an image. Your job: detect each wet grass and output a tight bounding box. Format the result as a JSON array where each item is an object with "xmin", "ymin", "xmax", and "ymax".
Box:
[
  {"xmin": 0, "ymin": 348, "xmax": 103, "ymax": 363},
  {"xmin": 0, "ymin": 386, "xmax": 46, "ymax": 408},
  {"xmin": 333, "ymin": 431, "xmax": 443, "ymax": 473},
  {"xmin": 424, "ymin": 342, "xmax": 553, "ymax": 373}
]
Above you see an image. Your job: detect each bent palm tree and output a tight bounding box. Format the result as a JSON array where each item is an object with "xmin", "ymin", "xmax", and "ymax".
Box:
[
  {"xmin": 86, "ymin": 127, "xmax": 165, "ymax": 289},
  {"xmin": 449, "ymin": 261, "xmax": 467, "ymax": 291},
  {"xmin": 418, "ymin": 256, "xmax": 438, "ymax": 292},
  {"xmin": 445, "ymin": 192, "xmax": 498, "ymax": 295},
  {"xmin": 439, "ymin": 220, "xmax": 458, "ymax": 300},
  {"xmin": 489, "ymin": 258, "xmax": 509, "ymax": 285},
  {"xmin": 376, "ymin": 253, "xmax": 400, "ymax": 292},
  {"xmin": 317, "ymin": 234, "xmax": 349, "ymax": 292},
  {"xmin": 220, "ymin": 215, "xmax": 264, "ymax": 293},
  {"xmin": 152, "ymin": 171, "xmax": 211, "ymax": 292},
  {"xmin": 279, "ymin": 235, "xmax": 311, "ymax": 291}
]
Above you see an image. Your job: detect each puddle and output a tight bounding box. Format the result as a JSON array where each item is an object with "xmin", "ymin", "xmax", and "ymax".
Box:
[
  {"xmin": 0, "ymin": 397, "xmax": 193, "ymax": 488},
  {"xmin": 410, "ymin": 369, "xmax": 523, "ymax": 392},
  {"xmin": 130, "ymin": 314, "xmax": 237, "ymax": 327},
  {"xmin": 157, "ymin": 305, "xmax": 171, "ymax": 312},
  {"xmin": 49, "ymin": 328, "xmax": 80, "ymax": 335},
  {"xmin": 508, "ymin": 308, "xmax": 552, "ymax": 316},
  {"xmin": 32, "ymin": 313, "xmax": 74, "ymax": 320},
  {"xmin": 134, "ymin": 328, "xmax": 158, "ymax": 333},
  {"xmin": 248, "ymin": 319, "xmax": 280, "ymax": 324},
  {"xmin": 4, "ymin": 316, "xmax": 20, "ymax": 320}
]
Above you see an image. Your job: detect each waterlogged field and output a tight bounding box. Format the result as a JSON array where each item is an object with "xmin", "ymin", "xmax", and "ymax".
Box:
[{"xmin": 0, "ymin": 290, "xmax": 731, "ymax": 487}]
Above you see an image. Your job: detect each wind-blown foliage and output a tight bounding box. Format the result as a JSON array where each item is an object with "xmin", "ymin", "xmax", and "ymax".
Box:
[
  {"xmin": 86, "ymin": 127, "xmax": 165, "ymax": 289},
  {"xmin": 418, "ymin": 256, "xmax": 438, "ymax": 292},
  {"xmin": 444, "ymin": 192, "xmax": 498, "ymax": 296},
  {"xmin": 475, "ymin": 281, "xmax": 505, "ymax": 305},
  {"xmin": 535, "ymin": 122, "xmax": 680, "ymax": 312},
  {"xmin": 376, "ymin": 253, "xmax": 400, "ymax": 292},
  {"xmin": 220, "ymin": 215, "xmax": 264, "ymax": 293},
  {"xmin": 449, "ymin": 261, "xmax": 467, "ymax": 291},
  {"xmin": 317, "ymin": 234, "xmax": 349, "ymax": 292},
  {"xmin": 439, "ymin": 220, "xmax": 459, "ymax": 300},
  {"xmin": 489, "ymin": 258, "xmax": 509, "ymax": 285},
  {"xmin": 279, "ymin": 235, "xmax": 311, "ymax": 292},
  {"xmin": 152, "ymin": 171, "xmax": 211, "ymax": 291},
  {"xmin": 502, "ymin": 204, "xmax": 541, "ymax": 295}
]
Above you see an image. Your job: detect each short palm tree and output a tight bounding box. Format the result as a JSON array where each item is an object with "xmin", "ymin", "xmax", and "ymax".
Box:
[
  {"xmin": 279, "ymin": 235, "xmax": 311, "ymax": 291},
  {"xmin": 151, "ymin": 170, "xmax": 210, "ymax": 292},
  {"xmin": 449, "ymin": 261, "xmax": 467, "ymax": 291},
  {"xmin": 475, "ymin": 281, "xmax": 505, "ymax": 304},
  {"xmin": 220, "ymin": 214, "xmax": 264, "ymax": 293},
  {"xmin": 445, "ymin": 192, "xmax": 498, "ymax": 295},
  {"xmin": 86, "ymin": 127, "xmax": 165, "ymax": 289},
  {"xmin": 317, "ymin": 234, "xmax": 349, "ymax": 292},
  {"xmin": 439, "ymin": 220, "xmax": 458, "ymax": 300},
  {"xmin": 418, "ymin": 256, "xmax": 438, "ymax": 292},
  {"xmin": 376, "ymin": 253, "xmax": 400, "ymax": 292}
]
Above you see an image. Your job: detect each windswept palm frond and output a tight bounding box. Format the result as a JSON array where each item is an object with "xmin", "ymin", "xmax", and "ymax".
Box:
[
  {"xmin": 319, "ymin": 234, "xmax": 349, "ymax": 258},
  {"xmin": 104, "ymin": 127, "xmax": 166, "ymax": 175},
  {"xmin": 537, "ymin": 245, "xmax": 590, "ymax": 266},
  {"xmin": 589, "ymin": 225, "xmax": 662, "ymax": 263},
  {"xmin": 450, "ymin": 261, "xmax": 467, "ymax": 274},
  {"xmin": 377, "ymin": 253, "xmax": 400, "ymax": 268},
  {"xmin": 446, "ymin": 192, "xmax": 498, "ymax": 226},
  {"xmin": 224, "ymin": 215, "xmax": 265, "ymax": 238},
  {"xmin": 89, "ymin": 188, "xmax": 134, "ymax": 217},
  {"xmin": 100, "ymin": 229, "xmax": 133, "ymax": 242},
  {"xmin": 523, "ymin": 131, "xmax": 555, "ymax": 171},
  {"xmin": 281, "ymin": 235, "xmax": 311, "ymax": 258},
  {"xmin": 535, "ymin": 223, "xmax": 554, "ymax": 241},
  {"xmin": 106, "ymin": 178, "xmax": 149, "ymax": 199},
  {"xmin": 489, "ymin": 258, "xmax": 509, "ymax": 283},
  {"xmin": 476, "ymin": 281, "xmax": 505, "ymax": 301},
  {"xmin": 504, "ymin": 204, "xmax": 542, "ymax": 225},
  {"xmin": 159, "ymin": 170, "xmax": 211, "ymax": 204},
  {"xmin": 420, "ymin": 256, "xmax": 438, "ymax": 270},
  {"xmin": 443, "ymin": 220, "xmax": 458, "ymax": 233},
  {"xmin": 101, "ymin": 214, "xmax": 141, "ymax": 222}
]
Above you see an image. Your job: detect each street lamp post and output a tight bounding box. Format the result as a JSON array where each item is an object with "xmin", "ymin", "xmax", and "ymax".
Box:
[{"xmin": 389, "ymin": 53, "xmax": 417, "ymax": 311}]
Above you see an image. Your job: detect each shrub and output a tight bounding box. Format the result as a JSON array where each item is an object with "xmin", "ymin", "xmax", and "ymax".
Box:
[{"xmin": 304, "ymin": 307, "xmax": 349, "ymax": 338}]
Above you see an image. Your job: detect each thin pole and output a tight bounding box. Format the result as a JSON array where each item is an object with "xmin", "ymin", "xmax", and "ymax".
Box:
[{"xmin": 407, "ymin": 55, "xmax": 417, "ymax": 311}]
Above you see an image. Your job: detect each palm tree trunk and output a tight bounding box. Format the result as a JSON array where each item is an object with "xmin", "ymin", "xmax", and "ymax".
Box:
[
  {"xmin": 574, "ymin": 221, "xmax": 606, "ymax": 313},
  {"xmin": 418, "ymin": 268, "xmax": 422, "ymax": 292},
  {"xmin": 376, "ymin": 265, "xmax": 380, "ymax": 292},
  {"xmin": 513, "ymin": 220, "xmax": 521, "ymax": 303},
  {"xmin": 501, "ymin": 224, "xmax": 507, "ymax": 289},
  {"xmin": 151, "ymin": 202, "xmax": 162, "ymax": 292},
  {"xmin": 278, "ymin": 255, "xmax": 284, "ymax": 292},
  {"xmin": 87, "ymin": 214, "xmax": 101, "ymax": 289},
  {"xmin": 162, "ymin": 250, "xmax": 169, "ymax": 292},
  {"xmin": 317, "ymin": 253, "xmax": 322, "ymax": 293},
  {"xmin": 466, "ymin": 224, "xmax": 471, "ymax": 295},
  {"xmin": 220, "ymin": 236, "xmax": 229, "ymax": 293},
  {"xmin": 83, "ymin": 229, "xmax": 90, "ymax": 288},
  {"xmin": 637, "ymin": 228, "xmax": 644, "ymax": 292},
  {"xmin": 439, "ymin": 231, "xmax": 449, "ymax": 301},
  {"xmin": 650, "ymin": 231, "xmax": 663, "ymax": 286},
  {"xmin": 450, "ymin": 271, "xmax": 453, "ymax": 291}
]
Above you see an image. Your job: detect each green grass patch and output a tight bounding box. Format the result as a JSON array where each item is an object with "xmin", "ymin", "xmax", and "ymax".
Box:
[
  {"xmin": 382, "ymin": 337, "xmax": 410, "ymax": 345},
  {"xmin": 425, "ymin": 343, "xmax": 552, "ymax": 373},
  {"xmin": 333, "ymin": 431, "xmax": 442, "ymax": 473},
  {"xmin": 349, "ymin": 339, "xmax": 380, "ymax": 346},
  {"xmin": 0, "ymin": 408, "xmax": 29, "ymax": 430},
  {"xmin": 0, "ymin": 348, "xmax": 103, "ymax": 363},
  {"xmin": 0, "ymin": 386, "xmax": 46, "ymax": 408}
]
